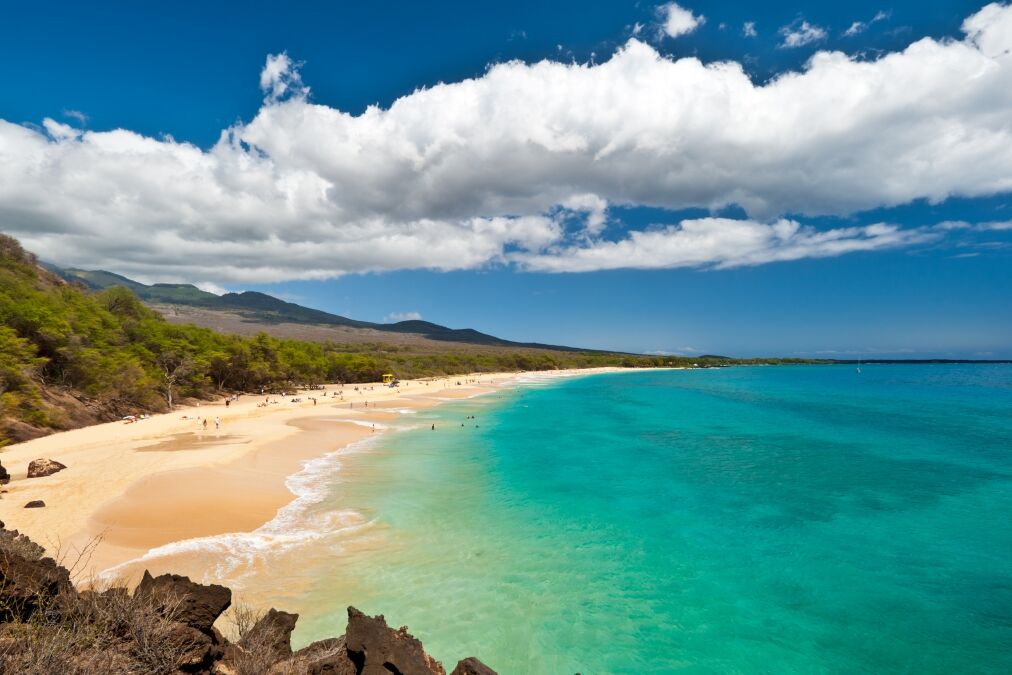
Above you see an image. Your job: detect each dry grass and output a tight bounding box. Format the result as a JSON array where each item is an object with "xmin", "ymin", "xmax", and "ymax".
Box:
[{"xmin": 0, "ymin": 573, "xmax": 205, "ymax": 674}]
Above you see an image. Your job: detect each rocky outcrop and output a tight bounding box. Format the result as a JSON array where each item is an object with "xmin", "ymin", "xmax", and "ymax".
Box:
[
  {"xmin": 23, "ymin": 500, "xmax": 45, "ymax": 508},
  {"xmin": 0, "ymin": 462, "xmax": 9, "ymax": 485},
  {"xmin": 451, "ymin": 657, "xmax": 499, "ymax": 675},
  {"xmin": 0, "ymin": 526, "xmax": 497, "ymax": 674},
  {"xmin": 344, "ymin": 606, "xmax": 447, "ymax": 675},
  {"xmin": 135, "ymin": 571, "xmax": 232, "ymax": 637},
  {"xmin": 238, "ymin": 607, "xmax": 299, "ymax": 665},
  {"xmin": 0, "ymin": 529, "xmax": 73, "ymax": 621},
  {"xmin": 26, "ymin": 458, "xmax": 67, "ymax": 478}
]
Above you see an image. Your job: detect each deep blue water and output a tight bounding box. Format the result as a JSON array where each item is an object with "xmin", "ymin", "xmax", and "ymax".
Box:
[{"xmin": 294, "ymin": 365, "xmax": 1012, "ymax": 673}]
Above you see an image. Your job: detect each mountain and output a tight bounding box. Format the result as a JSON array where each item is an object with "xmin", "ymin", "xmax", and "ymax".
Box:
[{"xmin": 47, "ymin": 264, "xmax": 584, "ymax": 350}]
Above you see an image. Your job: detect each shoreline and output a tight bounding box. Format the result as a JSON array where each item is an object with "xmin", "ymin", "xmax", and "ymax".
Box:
[{"xmin": 0, "ymin": 367, "xmax": 637, "ymax": 585}]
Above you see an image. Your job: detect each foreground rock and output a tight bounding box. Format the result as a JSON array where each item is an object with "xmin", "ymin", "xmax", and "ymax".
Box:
[
  {"xmin": 26, "ymin": 458, "xmax": 67, "ymax": 478},
  {"xmin": 344, "ymin": 607, "xmax": 447, "ymax": 674},
  {"xmin": 0, "ymin": 528, "xmax": 73, "ymax": 622},
  {"xmin": 23, "ymin": 500, "xmax": 45, "ymax": 508},
  {"xmin": 0, "ymin": 461, "xmax": 9, "ymax": 485},
  {"xmin": 135, "ymin": 571, "xmax": 232, "ymax": 636},
  {"xmin": 0, "ymin": 526, "xmax": 498, "ymax": 674}
]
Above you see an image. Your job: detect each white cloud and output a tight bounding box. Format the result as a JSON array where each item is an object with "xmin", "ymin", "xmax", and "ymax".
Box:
[
  {"xmin": 195, "ymin": 281, "xmax": 228, "ymax": 295},
  {"xmin": 259, "ymin": 52, "xmax": 308, "ymax": 102},
  {"xmin": 560, "ymin": 194, "xmax": 609, "ymax": 235},
  {"xmin": 2, "ymin": 4, "xmax": 1012, "ymax": 281},
  {"xmin": 844, "ymin": 10, "xmax": 891, "ymax": 37},
  {"xmin": 515, "ymin": 218, "xmax": 936, "ymax": 272},
  {"xmin": 63, "ymin": 109, "xmax": 88, "ymax": 125},
  {"xmin": 385, "ymin": 311, "xmax": 423, "ymax": 322},
  {"xmin": 844, "ymin": 21, "xmax": 867, "ymax": 37},
  {"xmin": 780, "ymin": 19, "xmax": 828, "ymax": 47},
  {"xmin": 963, "ymin": 2, "xmax": 1012, "ymax": 56},
  {"xmin": 658, "ymin": 3, "xmax": 704, "ymax": 38},
  {"xmin": 934, "ymin": 219, "xmax": 1012, "ymax": 232},
  {"xmin": 743, "ymin": 21, "xmax": 757, "ymax": 38}
]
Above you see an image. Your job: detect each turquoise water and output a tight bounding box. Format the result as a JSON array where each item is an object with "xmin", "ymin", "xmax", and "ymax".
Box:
[{"xmin": 291, "ymin": 366, "xmax": 1012, "ymax": 673}]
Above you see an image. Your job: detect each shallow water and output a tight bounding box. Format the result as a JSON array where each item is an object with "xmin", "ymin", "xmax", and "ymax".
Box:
[{"xmin": 201, "ymin": 366, "xmax": 1012, "ymax": 672}]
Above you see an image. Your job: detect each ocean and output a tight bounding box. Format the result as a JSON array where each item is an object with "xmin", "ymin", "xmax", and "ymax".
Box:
[{"xmin": 222, "ymin": 366, "xmax": 1012, "ymax": 673}]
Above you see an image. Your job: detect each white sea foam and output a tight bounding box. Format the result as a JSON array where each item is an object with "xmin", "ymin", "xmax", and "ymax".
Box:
[{"xmin": 100, "ymin": 435, "xmax": 382, "ymax": 586}]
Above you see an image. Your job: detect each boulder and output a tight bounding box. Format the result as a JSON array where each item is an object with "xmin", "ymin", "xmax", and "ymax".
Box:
[
  {"xmin": 450, "ymin": 657, "xmax": 498, "ymax": 675},
  {"xmin": 27, "ymin": 458, "xmax": 67, "ymax": 478},
  {"xmin": 238, "ymin": 608, "xmax": 299, "ymax": 665},
  {"xmin": 286, "ymin": 637, "xmax": 356, "ymax": 675},
  {"xmin": 24, "ymin": 500, "xmax": 46, "ymax": 508},
  {"xmin": 0, "ymin": 548, "xmax": 73, "ymax": 621},
  {"xmin": 134, "ymin": 571, "xmax": 231, "ymax": 636},
  {"xmin": 344, "ymin": 606, "xmax": 445, "ymax": 675},
  {"xmin": 0, "ymin": 461, "xmax": 9, "ymax": 484},
  {"xmin": 160, "ymin": 621, "xmax": 222, "ymax": 673}
]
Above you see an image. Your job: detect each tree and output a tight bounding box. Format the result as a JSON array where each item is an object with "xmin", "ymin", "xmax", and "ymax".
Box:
[{"xmin": 157, "ymin": 351, "xmax": 194, "ymax": 410}]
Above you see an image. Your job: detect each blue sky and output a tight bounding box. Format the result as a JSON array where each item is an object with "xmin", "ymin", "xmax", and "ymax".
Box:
[{"xmin": 1, "ymin": 1, "xmax": 1010, "ymax": 357}]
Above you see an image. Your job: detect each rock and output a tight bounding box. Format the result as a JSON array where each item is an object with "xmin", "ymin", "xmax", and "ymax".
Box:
[
  {"xmin": 450, "ymin": 657, "xmax": 498, "ymax": 675},
  {"xmin": 286, "ymin": 637, "xmax": 356, "ymax": 675},
  {"xmin": 0, "ymin": 462, "xmax": 9, "ymax": 485},
  {"xmin": 134, "ymin": 571, "xmax": 231, "ymax": 636},
  {"xmin": 0, "ymin": 548, "xmax": 73, "ymax": 621},
  {"xmin": 24, "ymin": 500, "xmax": 46, "ymax": 508},
  {"xmin": 27, "ymin": 458, "xmax": 67, "ymax": 478},
  {"xmin": 160, "ymin": 621, "xmax": 221, "ymax": 673},
  {"xmin": 238, "ymin": 608, "xmax": 299, "ymax": 665},
  {"xmin": 344, "ymin": 606, "xmax": 446, "ymax": 675}
]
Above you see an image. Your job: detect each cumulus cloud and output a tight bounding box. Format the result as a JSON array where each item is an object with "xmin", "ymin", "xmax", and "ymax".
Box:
[
  {"xmin": 658, "ymin": 3, "xmax": 704, "ymax": 38},
  {"xmin": 1, "ymin": 3, "xmax": 1012, "ymax": 282},
  {"xmin": 743, "ymin": 21, "xmax": 757, "ymax": 38},
  {"xmin": 385, "ymin": 311, "xmax": 423, "ymax": 322},
  {"xmin": 779, "ymin": 19, "xmax": 828, "ymax": 47},
  {"xmin": 259, "ymin": 52, "xmax": 308, "ymax": 102}
]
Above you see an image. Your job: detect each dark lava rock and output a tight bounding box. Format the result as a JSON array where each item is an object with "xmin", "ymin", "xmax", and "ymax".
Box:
[
  {"xmin": 239, "ymin": 607, "xmax": 299, "ymax": 664},
  {"xmin": 0, "ymin": 547, "xmax": 73, "ymax": 621},
  {"xmin": 27, "ymin": 458, "xmax": 67, "ymax": 478},
  {"xmin": 450, "ymin": 657, "xmax": 499, "ymax": 675},
  {"xmin": 345, "ymin": 606, "xmax": 446, "ymax": 675},
  {"xmin": 284, "ymin": 637, "xmax": 356, "ymax": 675},
  {"xmin": 161, "ymin": 621, "xmax": 221, "ymax": 673},
  {"xmin": 24, "ymin": 500, "xmax": 46, "ymax": 508},
  {"xmin": 134, "ymin": 571, "xmax": 231, "ymax": 636},
  {"xmin": 0, "ymin": 462, "xmax": 9, "ymax": 485}
]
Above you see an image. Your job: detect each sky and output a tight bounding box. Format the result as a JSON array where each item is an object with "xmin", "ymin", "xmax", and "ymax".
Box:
[{"xmin": 1, "ymin": 0, "xmax": 1011, "ymax": 358}]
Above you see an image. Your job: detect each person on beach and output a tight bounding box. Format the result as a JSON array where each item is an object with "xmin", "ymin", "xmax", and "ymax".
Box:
[
  {"xmin": 215, "ymin": 416, "xmax": 220, "ymax": 430},
  {"xmin": 431, "ymin": 424, "xmax": 435, "ymax": 430},
  {"xmin": 202, "ymin": 419, "xmax": 207, "ymax": 430}
]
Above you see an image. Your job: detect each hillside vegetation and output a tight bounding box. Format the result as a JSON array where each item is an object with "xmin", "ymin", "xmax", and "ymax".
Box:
[{"xmin": 1, "ymin": 234, "xmax": 701, "ymax": 444}]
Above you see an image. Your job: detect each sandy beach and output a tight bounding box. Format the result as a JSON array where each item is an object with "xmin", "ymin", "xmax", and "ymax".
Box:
[{"xmin": 0, "ymin": 368, "xmax": 628, "ymax": 586}]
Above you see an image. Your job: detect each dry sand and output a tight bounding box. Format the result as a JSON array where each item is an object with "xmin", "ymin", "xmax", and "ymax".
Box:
[{"xmin": 0, "ymin": 368, "xmax": 629, "ymax": 584}]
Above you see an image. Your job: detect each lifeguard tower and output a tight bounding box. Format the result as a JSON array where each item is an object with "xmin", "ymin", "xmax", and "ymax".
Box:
[{"xmin": 382, "ymin": 373, "xmax": 395, "ymax": 384}]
